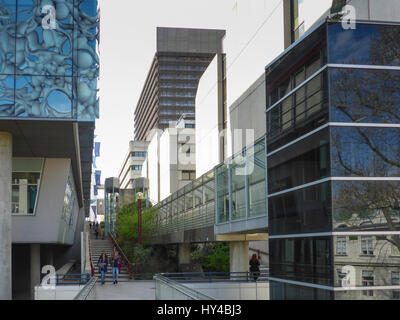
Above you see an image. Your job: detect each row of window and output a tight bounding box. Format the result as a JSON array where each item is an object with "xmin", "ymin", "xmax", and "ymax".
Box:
[
  {"xmin": 158, "ymin": 57, "xmax": 211, "ymax": 63},
  {"xmin": 337, "ymin": 269, "xmax": 400, "ymax": 298},
  {"xmin": 160, "ymin": 110, "xmax": 193, "ymax": 116},
  {"xmin": 160, "ymin": 82, "xmax": 198, "ymax": 89},
  {"xmin": 335, "ymin": 235, "xmax": 400, "ymax": 256},
  {"xmin": 160, "ymin": 91, "xmax": 196, "ymax": 98},
  {"xmin": 160, "ymin": 100, "xmax": 195, "ymax": 107},
  {"xmin": 131, "ymin": 152, "xmax": 147, "ymax": 158},
  {"xmin": 131, "ymin": 165, "xmax": 143, "ymax": 171},
  {"xmin": 159, "ymin": 65, "xmax": 206, "ymax": 71},
  {"xmin": 160, "ymin": 74, "xmax": 201, "ymax": 80}
]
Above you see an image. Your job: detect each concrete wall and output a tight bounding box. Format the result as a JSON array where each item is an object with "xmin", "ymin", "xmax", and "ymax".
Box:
[
  {"xmin": 229, "ymin": 74, "xmax": 266, "ymax": 156},
  {"xmin": 157, "ymin": 27, "xmax": 225, "ymax": 54},
  {"xmin": 195, "ymin": 55, "xmax": 221, "ymax": 177},
  {"xmin": 147, "ymin": 131, "xmax": 161, "ymax": 203},
  {"xmin": 12, "ymin": 158, "xmax": 73, "ymax": 244},
  {"xmin": 160, "ymin": 131, "xmax": 172, "ymax": 201},
  {"xmin": 348, "ymin": 0, "xmax": 400, "ymax": 21}
]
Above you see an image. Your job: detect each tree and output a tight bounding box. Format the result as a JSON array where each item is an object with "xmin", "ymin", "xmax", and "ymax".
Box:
[
  {"xmin": 115, "ymin": 200, "xmax": 157, "ymax": 262},
  {"xmin": 191, "ymin": 243, "xmax": 230, "ymax": 272}
]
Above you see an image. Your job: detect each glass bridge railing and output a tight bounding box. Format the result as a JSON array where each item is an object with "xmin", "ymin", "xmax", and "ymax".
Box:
[{"xmin": 155, "ymin": 136, "xmax": 267, "ymax": 236}]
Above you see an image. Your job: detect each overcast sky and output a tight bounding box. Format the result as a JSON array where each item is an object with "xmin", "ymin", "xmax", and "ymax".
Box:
[{"xmin": 95, "ymin": 0, "xmax": 331, "ymax": 188}]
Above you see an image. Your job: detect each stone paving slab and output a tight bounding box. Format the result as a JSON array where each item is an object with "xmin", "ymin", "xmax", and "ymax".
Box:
[{"xmin": 95, "ymin": 280, "xmax": 156, "ymax": 300}]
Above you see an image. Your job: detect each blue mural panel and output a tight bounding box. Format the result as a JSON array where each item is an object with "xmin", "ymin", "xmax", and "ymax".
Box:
[{"xmin": 0, "ymin": 0, "xmax": 99, "ymax": 120}]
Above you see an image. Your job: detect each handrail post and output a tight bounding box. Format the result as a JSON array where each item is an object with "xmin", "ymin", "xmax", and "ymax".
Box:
[{"xmin": 108, "ymin": 232, "xmax": 133, "ymax": 279}]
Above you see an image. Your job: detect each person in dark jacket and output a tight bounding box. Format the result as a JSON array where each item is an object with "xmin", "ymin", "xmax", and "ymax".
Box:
[
  {"xmin": 249, "ymin": 253, "xmax": 260, "ymax": 281},
  {"xmin": 97, "ymin": 251, "xmax": 109, "ymax": 284}
]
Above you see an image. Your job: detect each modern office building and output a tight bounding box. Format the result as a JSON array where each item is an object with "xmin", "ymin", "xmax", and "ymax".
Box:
[
  {"xmin": 0, "ymin": 0, "xmax": 99, "ymax": 299},
  {"xmin": 133, "ymin": 27, "xmax": 225, "ymax": 141},
  {"xmin": 118, "ymin": 140, "xmax": 150, "ymax": 190},
  {"xmin": 142, "ymin": 118, "xmax": 196, "ymax": 204},
  {"xmin": 266, "ymin": 14, "xmax": 400, "ymax": 299}
]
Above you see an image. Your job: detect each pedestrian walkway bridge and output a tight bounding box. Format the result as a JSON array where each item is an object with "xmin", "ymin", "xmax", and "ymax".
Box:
[{"xmin": 152, "ymin": 137, "xmax": 268, "ymax": 245}]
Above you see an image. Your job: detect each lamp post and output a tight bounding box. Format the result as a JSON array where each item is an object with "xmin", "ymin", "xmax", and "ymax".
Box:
[
  {"xmin": 136, "ymin": 192, "xmax": 144, "ymax": 245},
  {"xmin": 136, "ymin": 192, "xmax": 144, "ymax": 279}
]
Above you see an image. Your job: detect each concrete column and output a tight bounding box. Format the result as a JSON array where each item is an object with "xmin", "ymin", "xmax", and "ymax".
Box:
[
  {"xmin": 178, "ymin": 243, "xmax": 191, "ymax": 265},
  {"xmin": 230, "ymin": 241, "xmax": 249, "ymax": 274},
  {"xmin": 0, "ymin": 132, "xmax": 12, "ymax": 300},
  {"xmin": 30, "ymin": 244, "xmax": 41, "ymax": 300}
]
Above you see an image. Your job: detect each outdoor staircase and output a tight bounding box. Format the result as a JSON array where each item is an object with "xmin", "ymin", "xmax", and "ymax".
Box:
[{"xmin": 89, "ymin": 228, "xmax": 131, "ymax": 283}]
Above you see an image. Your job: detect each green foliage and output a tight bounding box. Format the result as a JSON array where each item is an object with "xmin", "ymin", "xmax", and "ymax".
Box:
[
  {"xmin": 115, "ymin": 201, "xmax": 157, "ymax": 263},
  {"xmin": 191, "ymin": 243, "xmax": 230, "ymax": 272}
]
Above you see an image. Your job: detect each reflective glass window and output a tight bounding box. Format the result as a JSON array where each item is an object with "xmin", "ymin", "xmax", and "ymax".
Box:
[
  {"xmin": 269, "ymin": 182, "xmax": 332, "ymax": 235},
  {"xmin": 248, "ymin": 140, "xmax": 267, "ymax": 217},
  {"xmin": 331, "ymin": 127, "xmax": 400, "ymax": 177},
  {"xmin": 231, "ymin": 161, "xmax": 247, "ymax": 221},
  {"xmin": 332, "ymin": 181, "xmax": 400, "ymax": 232},
  {"xmin": 330, "ymin": 68, "xmax": 400, "ymax": 124},
  {"xmin": 270, "ymin": 237, "xmax": 332, "ymax": 286},
  {"xmin": 216, "ymin": 164, "xmax": 229, "ymax": 223},
  {"xmin": 328, "ymin": 23, "xmax": 400, "ymax": 66},
  {"xmin": 268, "ymin": 128, "xmax": 330, "ymax": 194}
]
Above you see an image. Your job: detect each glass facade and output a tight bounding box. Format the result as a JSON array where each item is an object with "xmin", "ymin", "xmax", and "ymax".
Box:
[
  {"xmin": 11, "ymin": 158, "xmax": 43, "ymax": 214},
  {"xmin": 266, "ymin": 21, "xmax": 400, "ymax": 299},
  {"xmin": 0, "ymin": 0, "xmax": 99, "ymax": 120},
  {"xmin": 155, "ymin": 138, "xmax": 267, "ymax": 235}
]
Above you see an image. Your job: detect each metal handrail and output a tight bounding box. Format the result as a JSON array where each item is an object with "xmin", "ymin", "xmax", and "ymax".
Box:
[
  {"xmin": 160, "ymin": 271, "xmax": 270, "ymax": 283},
  {"xmin": 55, "ymin": 273, "xmax": 91, "ymax": 286},
  {"xmin": 73, "ymin": 276, "xmax": 98, "ymax": 300},
  {"xmin": 88, "ymin": 237, "xmax": 95, "ymax": 277},
  {"xmin": 154, "ymin": 274, "xmax": 216, "ymax": 300},
  {"xmin": 108, "ymin": 232, "xmax": 133, "ymax": 279}
]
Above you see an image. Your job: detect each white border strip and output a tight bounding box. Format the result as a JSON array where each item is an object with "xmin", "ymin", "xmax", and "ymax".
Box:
[
  {"xmin": 269, "ymin": 231, "xmax": 400, "ymax": 239},
  {"xmin": 269, "ymin": 277, "xmax": 400, "ymax": 292},
  {"xmin": 267, "ymin": 123, "xmax": 329, "ymax": 157},
  {"xmin": 267, "ymin": 177, "xmax": 331, "ymax": 198},
  {"xmin": 328, "ymin": 63, "xmax": 400, "ymax": 71},
  {"xmin": 268, "ymin": 177, "xmax": 400, "ymax": 198},
  {"xmin": 329, "ymin": 122, "xmax": 400, "ymax": 128}
]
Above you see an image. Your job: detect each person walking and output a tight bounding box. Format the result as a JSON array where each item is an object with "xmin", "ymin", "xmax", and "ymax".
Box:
[
  {"xmin": 97, "ymin": 251, "xmax": 109, "ymax": 285},
  {"xmin": 249, "ymin": 253, "xmax": 260, "ymax": 282},
  {"xmin": 111, "ymin": 253, "xmax": 121, "ymax": 285},
  {"xmin": 95, "ymin": 224, "xmax": 99, "ymax": 239}
]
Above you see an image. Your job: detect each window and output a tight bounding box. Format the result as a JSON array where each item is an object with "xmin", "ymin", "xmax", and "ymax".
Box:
[
  {"xmin": 185, "ymin": 123, "xmax": 195, "ymax": 129},
  {"xmin": 269, "ymin": 181, "xmax": 332, "ymax": 235},
  {"xmin": 131, "ymin": 152, "xmax": 147, "ymax": 158},
  {"xmin": 132, "ymin": 165, "xmax": 142, "ymax": 171},
  {"xmin": 362, "ymin": 270, "xmax": 374, "ymax": 297},
  {"xmin": 392, "ymin": 272, "xmax": 400, "ymax": 299},
  {"xmin": 182, "ymin": 171, "xmax": 196, "ymax": 181},
  {"xmin": 268, "ymin": 128, "xmax": 330, "ymax": 193},
  {"xmin": 336, "ymin": 269, "xmax": 348, "ymax": 287},
  {"xmin": 361, "ymin": 236, "xmax": 374, "ymax": 255},
  {"xmin": 11, "ymin": 158, "xmax": 43, "ymax": 215},
  {"xmin": 336, "ymin": 237, "xmax": 347, "ymax": 255}
]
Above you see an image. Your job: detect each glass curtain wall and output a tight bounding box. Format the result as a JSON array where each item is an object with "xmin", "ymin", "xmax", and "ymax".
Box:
[{"xmin": 0, "ymin": 0, "xmax": 100, "ymax": 120}]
